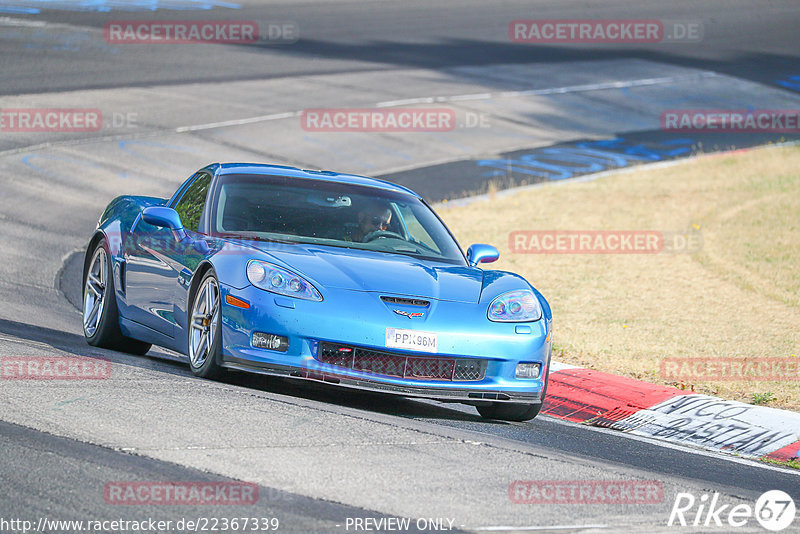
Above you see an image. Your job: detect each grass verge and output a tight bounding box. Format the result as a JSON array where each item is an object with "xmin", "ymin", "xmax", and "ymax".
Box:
[
  {"xmin": 439, "ymin": 144, "xmax": 800, "ymax": 410},
  {"xmin": 762, "ymin": 457, "xmax": 800, "ymax": 470}
]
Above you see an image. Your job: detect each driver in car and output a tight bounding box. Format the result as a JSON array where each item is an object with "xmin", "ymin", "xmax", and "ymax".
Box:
[{"xmin": 350, "ymin": 201, "xmax": 393, "ymax": 242}]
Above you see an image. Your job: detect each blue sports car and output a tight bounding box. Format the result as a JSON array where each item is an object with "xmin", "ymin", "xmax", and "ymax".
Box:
[{"xmin": 82, "ymin": 164, "xmax": 552, "ymax": 421}]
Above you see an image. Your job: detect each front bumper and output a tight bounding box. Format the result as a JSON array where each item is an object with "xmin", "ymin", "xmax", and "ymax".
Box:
[
  {"xmin": 222, "ymin": 357, "xmax": 545, "ymax": 403},
  {"xmin": 218, "ymin": 283, "xmax": 552, "ymax": 404}
]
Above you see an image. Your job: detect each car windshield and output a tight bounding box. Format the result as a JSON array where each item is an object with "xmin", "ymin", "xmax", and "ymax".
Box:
[{"xmin": 210, "ymin": 173, "xmax": 466, "ymax": 264}]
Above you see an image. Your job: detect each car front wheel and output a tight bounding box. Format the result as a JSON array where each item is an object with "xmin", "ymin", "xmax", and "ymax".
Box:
[
  {"xmin": 188, "ymin": 270, "xmax": 225, "ymax": 379},
  {"xmin": 476, "ymin": 402, "xmax": 543, "ymax": 422}
]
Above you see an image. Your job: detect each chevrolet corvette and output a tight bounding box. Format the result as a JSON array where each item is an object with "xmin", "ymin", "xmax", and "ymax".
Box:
[{"xmin": 82, "ymin": 163, "xmax": 552, "ymax": 421}]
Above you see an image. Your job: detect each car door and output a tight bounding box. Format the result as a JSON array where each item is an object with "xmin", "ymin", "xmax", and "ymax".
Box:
[{"xmin": 124, "ymin": 171, "xmax": 213, "ymax": 337}]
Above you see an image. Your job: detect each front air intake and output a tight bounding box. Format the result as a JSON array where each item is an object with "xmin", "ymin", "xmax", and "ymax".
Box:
[
  {"xmin": 380, "ymin": 296, "xmax": 430, "ymax": 307},
  {"xmin": 317, "ymin": 342, "xmax": 487, "ymax": 382}
]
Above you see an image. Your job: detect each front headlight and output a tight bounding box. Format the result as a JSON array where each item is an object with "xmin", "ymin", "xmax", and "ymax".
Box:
[
  {"xmin": 488, "ymin": 289, "xmax": 542, "ymax": 322},
  {"xmin": 246, "ymin": 260, "xmax": 322, "ymax": 301}
]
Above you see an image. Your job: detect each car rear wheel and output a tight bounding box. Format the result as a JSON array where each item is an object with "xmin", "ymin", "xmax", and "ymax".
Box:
[
  {"xmin": 188, "ymin": 271, "xmax": 225, "ymax": 379},
  {"xmin": 83, "ymin": 241, "xmax": 152, "ymax": 355},
  {"xmin": 476, "ymin": 402, "xmax": 543, "ymax": 422}
]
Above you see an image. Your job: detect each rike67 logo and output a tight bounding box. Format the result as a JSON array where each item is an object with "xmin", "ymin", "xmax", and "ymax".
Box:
[{"xmin": 668, "ymin": 490, "xmax": 796, "ymax": 531}]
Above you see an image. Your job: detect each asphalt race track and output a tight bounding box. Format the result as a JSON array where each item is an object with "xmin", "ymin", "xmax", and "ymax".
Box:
[{"xmin": 1, "ymin": 1, "xmax": 799, "ymax": 532}]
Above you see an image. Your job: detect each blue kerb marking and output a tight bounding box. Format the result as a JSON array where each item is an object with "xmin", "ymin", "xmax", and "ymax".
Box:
[
  {"xmin": 777, "ymin": 76, "xmax": 800, "ymax": 92},
  {"xmin": 477, "ymin": 137, "xmax": 696, "ymax": 180},
  {"xmin": 22, "ymin": 153, "xmax": 101, "ymax": 181},
  {"xmin": 0, "ymin": 0, "xmax": 241, "ymax": 14},
  {"xmin": 0, "ymin": 5, "xmax": 37, "ymax": 12}
]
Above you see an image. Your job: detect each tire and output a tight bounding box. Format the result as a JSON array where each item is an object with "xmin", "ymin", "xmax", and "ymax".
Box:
[
  {"xmin": 477, "ymin": 366, "xmax": 549, "ymax": 422},
  {"xmin": 83, "ymin": 240, "xmax": 152, "ymax": 356},
  {"xmin": 476, "ymin": 402, "xmax": 543, "ymax": 422},
  {"xmin": 187, "ymin": 270, "xmax": 225, "ymax": 380}
]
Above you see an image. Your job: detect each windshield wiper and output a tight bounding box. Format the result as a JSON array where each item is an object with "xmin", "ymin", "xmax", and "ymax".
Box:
[
  {"xmin": 406, "ymin": 238, "xmax": 438, "ymax": 254},
  {"xmin": 220, "ymin": 232, "xmax": 296, "ymax": 245}
]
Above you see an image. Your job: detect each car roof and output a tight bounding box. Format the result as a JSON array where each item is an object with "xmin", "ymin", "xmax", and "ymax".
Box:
[{"xmin": 212, "ymin": 163, "xmax": 420, "ymax": 198}]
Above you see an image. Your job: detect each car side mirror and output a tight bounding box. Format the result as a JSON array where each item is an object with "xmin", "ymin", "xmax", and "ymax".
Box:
[
  {"xmin": 142, "ymin": 206, "xmax": 186, "ymax": 241},
  {"xmin": 466, "ymin": 244, "xmax": 499, "ymax": 266}
]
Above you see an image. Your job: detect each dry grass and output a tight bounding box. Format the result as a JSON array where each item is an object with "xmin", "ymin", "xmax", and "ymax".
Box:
[{"xmin": 438, "ymin": 145, "xmax": 800, "ymax": 410}]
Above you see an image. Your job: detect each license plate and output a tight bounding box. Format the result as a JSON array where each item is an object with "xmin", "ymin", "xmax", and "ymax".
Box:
[{"xmin": 385, "ymin": 328, "xmax": 438, "ymax": 353}]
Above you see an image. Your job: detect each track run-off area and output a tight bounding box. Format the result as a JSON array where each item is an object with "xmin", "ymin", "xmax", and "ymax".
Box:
[{"xmin": 1, "ymin": 1, "xmax": 799, "ymax": 532}]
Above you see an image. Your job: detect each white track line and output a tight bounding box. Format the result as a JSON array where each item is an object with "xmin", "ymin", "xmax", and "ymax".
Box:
[
  {"xmin": 0, "ymin": 16, "xmax": 47, "ymax": 27},
  {"xmin": 0, "ymin": 334, "xmax": 52, "ymax": 350},
  {"xmin": 175, "ymin": 111, "xmax": 300, "ymax": 133},
  {"xmin": 470, "ymin": 525, "xmax": 608, "ymax": 531},
  {"xmin": 175, "ymin": 72, "xmax": 718, "ymax": 133},
  {"xmin": 377, "ymin": 73, "xmax": 717, "ymax": 107}
]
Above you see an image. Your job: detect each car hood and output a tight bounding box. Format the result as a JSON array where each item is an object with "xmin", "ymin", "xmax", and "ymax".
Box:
[{"xmin": 249, "ymin": 241, "xmax": 484, "ymax": 303}]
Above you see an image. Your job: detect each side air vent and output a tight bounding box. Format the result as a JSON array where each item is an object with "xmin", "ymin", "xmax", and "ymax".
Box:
[
  {"xmin": 117, "ymin": 261, "xmax": 126, "ymax": 295},
  {"xmin": 381, "ymin": 296, "xmax": 430, "ymax": 307}
]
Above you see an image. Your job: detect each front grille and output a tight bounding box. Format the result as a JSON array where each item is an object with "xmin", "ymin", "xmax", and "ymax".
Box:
[
  {"xmin": 380, "ymin": 296, "xmax": 430, "ymax": 307},
  {"xmin": 352, "ymin": 348, "xmax": 409, "ymax": 377},
  {"xmin": 454, "ymin": 359, "xmax": 487, "ymax": 381},
  {"xmin": 317, "ymin": 342, "xmax": 486, "ymax": 382}
]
